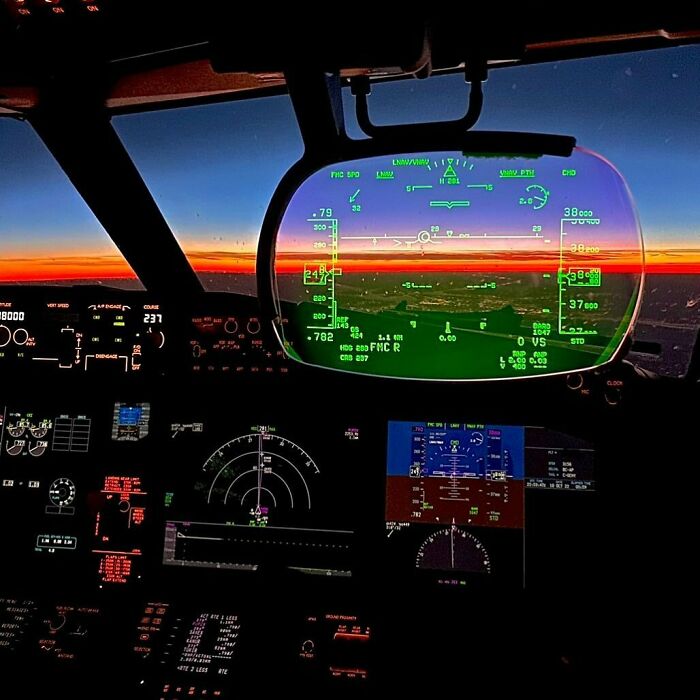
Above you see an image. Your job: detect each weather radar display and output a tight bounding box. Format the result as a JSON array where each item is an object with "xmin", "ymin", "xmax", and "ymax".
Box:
[{"xmin": 272, "ymin": 149, "xmax": 644, "ymax": 379}]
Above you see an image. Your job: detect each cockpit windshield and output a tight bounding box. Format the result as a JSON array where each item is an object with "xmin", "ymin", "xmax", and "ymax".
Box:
[
  {"xmin": 112, "ymin": 45, "xmax": 700, "ymax": 377},
  {"xmin": 0, "ymin": 13, "xmax": 696, "ymax": 695},
  {"xmin": 3, "ymin": 46, "xmax": 699, "ymax": 375},
  {"xmin": 113, "ymin": 95, "xmax": 303, "ymax": 294},
  {"xmin": 0, "ymin": 119, "xmax": 142, "ymax": 289}
]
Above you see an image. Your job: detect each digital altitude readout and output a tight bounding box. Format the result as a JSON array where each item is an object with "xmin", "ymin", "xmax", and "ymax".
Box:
[
  {"xmin": 273, "ymin": 149, "xmax": 644, "ymax": 380},
  {"xmin": 0, "ymin": 311, "xmax": 25, "ymax": 321}
]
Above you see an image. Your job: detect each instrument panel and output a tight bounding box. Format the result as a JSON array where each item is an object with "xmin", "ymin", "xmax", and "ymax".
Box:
[
  {"xmin": 0, "ymin": 287, "xmax": 289, "ymax": 376},
  {"xmin": 189, "ymin": 312, "xmax": 288, "ymax": 374},
  {"xmin": 0, "ymin": 284, "xmax": 648, "ymax": 695},
  {"xmin": 0, "ymin": 390, "xmax": 596, "ymax": 585},
  {"xmin": 0, "ymin": 293, "xmax": 165, "ymax": 373}
]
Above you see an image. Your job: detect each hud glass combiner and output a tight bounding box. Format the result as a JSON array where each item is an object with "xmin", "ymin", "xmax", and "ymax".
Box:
[{"xmin": 268, "ymin": 147, "xmax": 643, "ymax": 380}]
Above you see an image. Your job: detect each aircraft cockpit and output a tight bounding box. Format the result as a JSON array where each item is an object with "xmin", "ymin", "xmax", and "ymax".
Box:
[{"xmin": 0, "ymin": 6, "xmax": 696, "ymax": 694}]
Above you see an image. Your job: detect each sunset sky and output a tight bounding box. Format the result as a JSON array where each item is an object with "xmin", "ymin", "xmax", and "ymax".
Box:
[
  {"xmin": 272, "ymin": 145, "xmax": 645, "ymax": 278},
  {"xmin": 1, "ymin": 45, "xmax": 699, "ymax": 283}
]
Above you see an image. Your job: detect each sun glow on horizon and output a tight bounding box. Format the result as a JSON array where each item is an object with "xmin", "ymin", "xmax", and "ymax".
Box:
[{"xmin": 3, "ymin": 244, "xmax": 700, "ymax": 283}]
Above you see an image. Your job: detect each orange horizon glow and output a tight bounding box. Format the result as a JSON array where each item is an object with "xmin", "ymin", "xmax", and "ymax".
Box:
[
  {"xmin": 274, "ymin": 252, "xmax": 642, "ymax": 275},
  {"xmin": 0, "ymin": 255, "xmax": 138, "ymax": 282},
  {"xmin": 3, "ymin": 248, "xmax": 700, "ymax": 282}
]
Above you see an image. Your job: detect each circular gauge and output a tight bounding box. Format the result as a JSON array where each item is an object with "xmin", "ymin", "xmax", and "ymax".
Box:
[
  {"xmin": 524, "ymin": 183, "xmax": 549, "ymax": 210},
  {"xmin": 49, "ymin": 478, "xmax": 76, "ymax": 508},
  {"xmin": 30, "ymin": 422, "xmax": 50, "ymax": 439},
  {"xmin": 203, "ymin": 431, "xmax": 319, "ymax": 526},
  {"xmin": 416, "ymin": 525, "xmax": 491, "ymax": 574},
  {"xmin": 6, "ymin": 421, "xmax": 26, "ymax": 438},
  {"xmin": 469, "ymin": 432, "xmax": 484, "ymax": 446},
  {"xmin": 29, "ymin": 442, "xmax": 47, "ymax": 458}
]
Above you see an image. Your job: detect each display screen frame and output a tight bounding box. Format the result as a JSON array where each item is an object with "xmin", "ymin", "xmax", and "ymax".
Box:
[{"xmin": 258, "ymin": 132, "xmax": 644, "ymax": 382}]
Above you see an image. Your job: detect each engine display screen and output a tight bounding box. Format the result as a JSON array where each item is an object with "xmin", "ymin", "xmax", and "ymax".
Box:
[{"xmin": 273, "ymin": 148, "xmax": 643, "ymax": 380}]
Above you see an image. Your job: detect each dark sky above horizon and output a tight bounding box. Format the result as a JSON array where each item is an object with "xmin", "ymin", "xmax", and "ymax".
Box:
[{"xmin": 1, "ymin": 44, "xmax": 699, "ymax": 282}]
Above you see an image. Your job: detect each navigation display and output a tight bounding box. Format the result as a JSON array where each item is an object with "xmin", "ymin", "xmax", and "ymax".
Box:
[
  {"xmin": 161, "ymin": 418, "xmax": 366, "ymax": 577},
  {"xmin": 272, "ymin": 148, "xmax": 643, "ymax": 380}
]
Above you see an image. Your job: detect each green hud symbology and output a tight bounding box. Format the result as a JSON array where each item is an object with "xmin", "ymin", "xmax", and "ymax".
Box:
[{"xmin": 273, "ymin": 149, "xmax": 643, "ymax": 380}]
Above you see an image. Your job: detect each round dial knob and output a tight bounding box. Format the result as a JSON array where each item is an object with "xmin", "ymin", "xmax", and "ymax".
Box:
[
  {"xmin": 12, "ymin": 328, "xmax": 29, "ymax": 346},
  {"xmin": 49, "ymin": 478, "xmax": 76, "ymax": 508},
  {"xmin": 0, "ymin": 325, "xmax": 11, "ymax": 347}
]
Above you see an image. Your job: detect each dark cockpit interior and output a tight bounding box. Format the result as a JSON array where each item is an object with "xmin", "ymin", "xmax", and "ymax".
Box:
[{"xmin": 0, "ymin": 5, "xmax": 697, "ymax": 695}]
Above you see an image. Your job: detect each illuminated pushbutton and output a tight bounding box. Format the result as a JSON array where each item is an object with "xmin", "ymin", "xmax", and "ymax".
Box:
[
  {"xmin": 0, "ymin": 325, "xmax": 11, "ymax": 347},
  {"xmin": 224, "ymin": 319, "xmax": 239, "ymax": 334},
  {"xmin": 246, "ymin": 318, "xmax": 261, "ymax": 335},
  {"xmin": 11, "ymin": 1, "xmax": 32, "ymax": 16}
]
